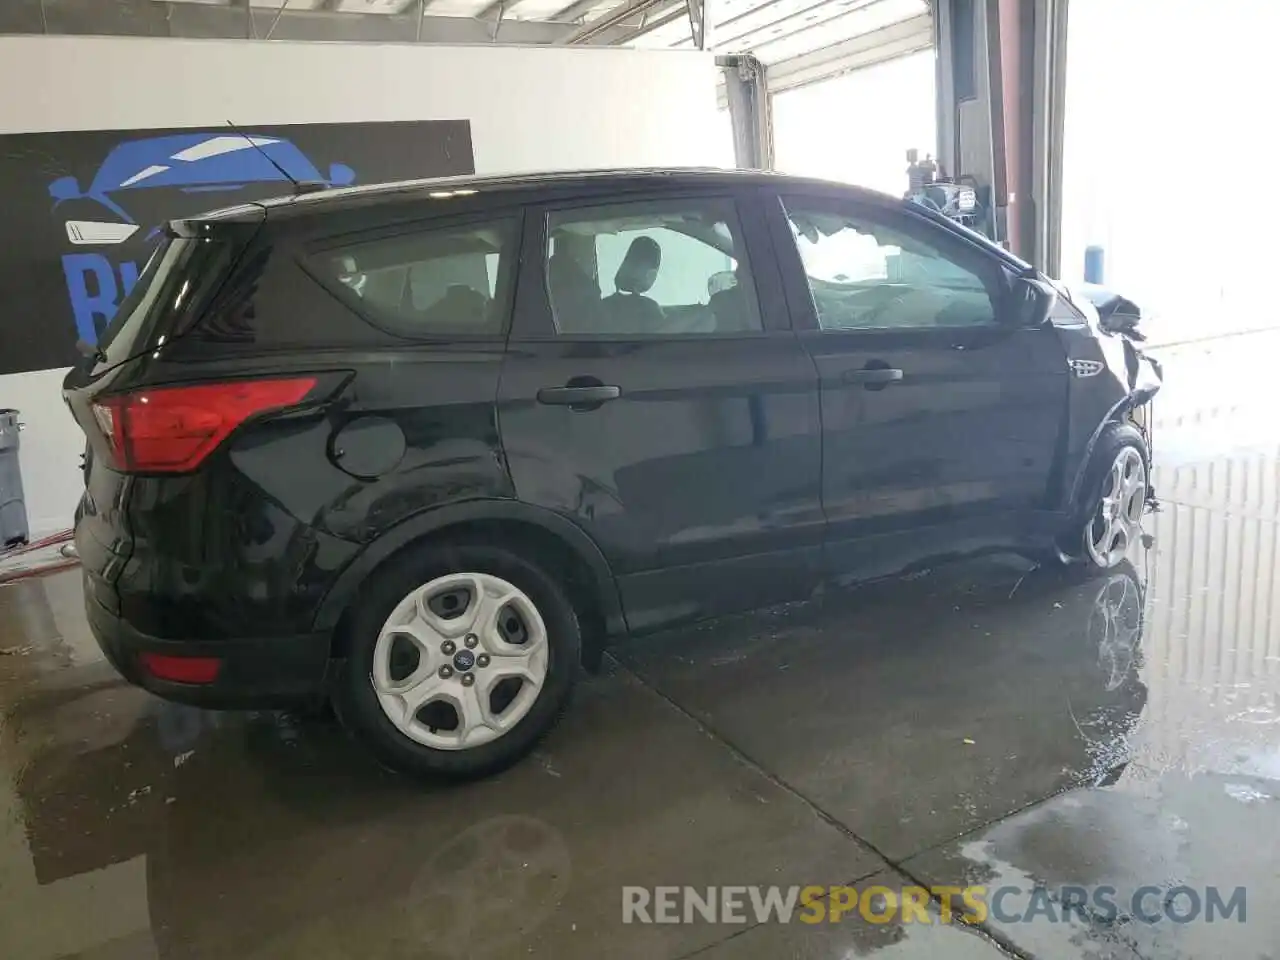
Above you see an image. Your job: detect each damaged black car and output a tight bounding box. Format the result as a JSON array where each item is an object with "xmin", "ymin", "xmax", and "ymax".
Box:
[{"xmin": 62, "ymin": 169, "xmax": 1161, "ymax": 779}]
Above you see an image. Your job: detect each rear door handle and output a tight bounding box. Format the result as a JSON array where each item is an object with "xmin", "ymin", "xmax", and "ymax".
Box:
[
  {"xmin": 536, "ymin": 384, "xmax": 621, "ymax": 409},
  {"xmin": 842, "ymin": 367, "xmax": 903, "ymax": 387}
]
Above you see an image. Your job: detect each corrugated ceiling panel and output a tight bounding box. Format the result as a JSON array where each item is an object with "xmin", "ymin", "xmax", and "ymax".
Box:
[
  {"xmin": 708, "ymin": 0, "xmax": 890, "ymax": 52},
  {"xmin": 748, "ymin": 0, "xmax": 927, "ymax": 63},
  {"xmin": 500, "ymin": 0, "xmax": 584, "ymax": 19},
  {"xmin": 147, "ymin": 0, "xmax": 933, "ymax": 81},
  {"xmin": 627, "ymin": 12, "xmax": 696, "ymax": 46},
  {"xmin": 417, "ymin": 0, "xmax": 498, "ymax": 16},
  {"xmin": 331, "ymin": 0, "xmax": 404, "ymax": 12},
  {"xmin": 626, "ymin": 0, "xmax": 928, "ymax": 68}
]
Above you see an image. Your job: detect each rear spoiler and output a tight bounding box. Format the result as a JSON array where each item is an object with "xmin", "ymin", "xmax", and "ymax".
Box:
[{"xmin": 170, "ymin": 200, "xmax": 268, "ymax": 237}]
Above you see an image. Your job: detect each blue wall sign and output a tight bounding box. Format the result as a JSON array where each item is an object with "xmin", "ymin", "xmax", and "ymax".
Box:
[{"xmin": 0, "ymin": 120, "xmax": 474, "ymax": 375}]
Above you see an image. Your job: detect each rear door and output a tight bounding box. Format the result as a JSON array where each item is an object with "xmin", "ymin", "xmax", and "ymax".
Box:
[
  {"xmin": 765, "ymin": 189, "xmax": 1069, "ymax": 579},
  {"xmin": 497, "ymin": 187, "xmax": 824, "ymax": 632}
]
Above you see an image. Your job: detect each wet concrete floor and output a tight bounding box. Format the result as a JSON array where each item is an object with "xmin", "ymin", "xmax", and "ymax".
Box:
[{"xmin": 3, "ymin": 333, "xmax": 1279, "ymax": 959}]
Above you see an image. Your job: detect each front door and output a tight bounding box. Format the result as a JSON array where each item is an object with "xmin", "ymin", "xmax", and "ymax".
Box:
[
  {"xmin": 498, "ymin": 189, "xmax": 824, "ymax": 633},
  {"xmin": 766, "ymin": 190, "xmax": 1069, "ymax": 580}
]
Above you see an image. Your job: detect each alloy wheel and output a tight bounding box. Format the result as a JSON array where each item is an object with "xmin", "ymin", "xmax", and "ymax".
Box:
[
  {"xmin": 1084, "ymin": 446, "xmax": 1146, "ymax": 568},
  {"xmin": 370, "ymin": 572, "xmax": 549, "ymax": 750},
  {"xmin": 1087, "ymin": 571, "xmax": 1143, "ymax": 691}
]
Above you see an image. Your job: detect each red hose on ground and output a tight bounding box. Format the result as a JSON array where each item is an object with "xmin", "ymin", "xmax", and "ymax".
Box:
[
  {"xmin": 0, "ymin": 529, "xmax": 74, "ymax": 559},
  {"xmin": 0, "ymin": 529, "xmax": 79, "ymax": 585},
  {"xmin": 0, "ymin": 558, "xmax": 81, "ymax": 586}
]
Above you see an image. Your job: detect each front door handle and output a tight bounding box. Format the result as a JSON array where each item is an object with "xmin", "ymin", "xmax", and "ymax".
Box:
[
  {"xmin": 842, "ymin": 367, "xmax": 903, "ymax": 389},
  {"xmin": 537, "ymin": 382, "xmax": 621, "ymax": 410}
]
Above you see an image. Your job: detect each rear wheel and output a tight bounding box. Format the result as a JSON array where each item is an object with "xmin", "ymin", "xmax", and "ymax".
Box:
[{"xmin": 334, "ymin": 542, "xmax": 580, "ymax": 780}]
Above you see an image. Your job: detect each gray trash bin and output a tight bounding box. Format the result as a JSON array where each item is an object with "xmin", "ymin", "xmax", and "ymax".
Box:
[{"xmin": 0, "ymin": 409, "xmax": 29, "ymax": 548}]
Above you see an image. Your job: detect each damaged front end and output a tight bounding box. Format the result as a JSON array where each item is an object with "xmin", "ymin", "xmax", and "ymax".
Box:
[
  {"xmin": 1070, "ymin": 282, "xmax": 1163, "ymax": 405},
  {"xmin": 1051, "ymin": 281, "xmax": 1163, "ymax": 513}
]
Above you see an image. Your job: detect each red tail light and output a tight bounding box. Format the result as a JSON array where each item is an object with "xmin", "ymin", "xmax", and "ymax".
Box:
[{"xmin": 92, "ymin": 377, "xmax": 317, "ymax": 474}]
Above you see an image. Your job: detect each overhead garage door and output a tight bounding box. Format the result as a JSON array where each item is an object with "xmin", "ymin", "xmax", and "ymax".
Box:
[{"xmin": 625, "ymin": 0, "xmax": 933, "ymax": 95}]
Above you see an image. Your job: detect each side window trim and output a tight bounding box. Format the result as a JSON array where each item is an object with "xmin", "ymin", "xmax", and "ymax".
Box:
[
  {"xmin": 300, "ymin": 207, "xmax": 525, "ymax": 342},
  {"xmin": 510, "ymin": 191, "xmax": 778, "ymax": 341},
  {"xmin": 771, "ymin": 191, "xmax": 1010, "ymax": 335}
]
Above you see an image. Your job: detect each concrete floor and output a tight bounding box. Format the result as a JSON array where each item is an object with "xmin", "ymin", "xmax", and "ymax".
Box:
[{"xmin": 3, "ymin": 333, "xmax": 1278, "ymax": 960}]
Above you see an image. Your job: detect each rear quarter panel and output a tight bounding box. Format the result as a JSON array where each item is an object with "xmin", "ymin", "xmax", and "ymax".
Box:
[
  {"xmin": 108, "ymin": 228, "xmax": 512, "ymax": 641},
  {"xmin": 308, "ymin": 346, "xmax": 514, "ymax": 543}
]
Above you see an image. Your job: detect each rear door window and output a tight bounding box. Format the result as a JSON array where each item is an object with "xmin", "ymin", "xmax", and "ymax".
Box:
[
  {"xmin": 545, "ymin": 199, "xmax": 763, "ymax": 336},
  {"xmin": 314, "ymin": 218, "xmax": 519, "ymax": 337}
]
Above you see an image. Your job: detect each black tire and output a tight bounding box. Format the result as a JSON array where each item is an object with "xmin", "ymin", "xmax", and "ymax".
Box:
[
  {"xmin": 333, "ymin": 540, "xmax": 581, "ymax": 781},
  {"xmin": 1057, "ymin": 422, "xmax": 1149, "ymax": 569}
]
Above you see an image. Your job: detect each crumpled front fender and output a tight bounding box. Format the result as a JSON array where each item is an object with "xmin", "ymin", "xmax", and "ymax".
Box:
[{"xmin": 1054, "ymin": 291, "xmax": 1163, "ymax": 517}]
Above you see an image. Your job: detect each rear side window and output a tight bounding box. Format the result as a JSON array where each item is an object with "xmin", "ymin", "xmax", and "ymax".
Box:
[
  {"xmin": 314, "ymin": 218, "xmax": 518, "ymax": 337},
  {"xmin": 97, "ymin": 235, "xmax": 240, "ymax": 370}
]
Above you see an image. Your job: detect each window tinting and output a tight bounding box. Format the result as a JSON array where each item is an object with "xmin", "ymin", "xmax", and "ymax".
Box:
[
  {"xmin": 97, "ymin": 236, "xmax": 239, "ymax": 369},
  {"xmin": 546, "ymin": 199, "xmax": 762, "ymax": 336},
  {"xmin": 784, "ymin": 203, "xmax": 997, "ymax": 331},
  {"xmin": 316, "ymin": 219, "xmax": 517, "ymax": 336}
]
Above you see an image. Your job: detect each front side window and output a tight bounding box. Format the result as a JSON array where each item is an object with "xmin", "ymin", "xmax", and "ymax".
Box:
[
  {"xmin": 546, "ymin": 199, "xmax": 763, "ymax": 336},
  {"xmin": 315, "ymin": 218, "xmax": 516, "ymax": 336},
  {"xmin": 783, "ymin": 201, "xmax": 998, "ymax": 331}
]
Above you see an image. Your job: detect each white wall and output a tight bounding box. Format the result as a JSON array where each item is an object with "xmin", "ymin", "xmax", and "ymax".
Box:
[
  {"xmin": 1, "ymin": 370, "xmax": 83, "ymax": 537},
  {"xmin": 0, "ymin": 36, "xmax": 725, "ymax": 536}
]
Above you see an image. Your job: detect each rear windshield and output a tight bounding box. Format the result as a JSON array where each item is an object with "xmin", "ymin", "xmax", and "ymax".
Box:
[{"xmin": 96, "ymin": 234, "xmax": 241, "ymax": 371}]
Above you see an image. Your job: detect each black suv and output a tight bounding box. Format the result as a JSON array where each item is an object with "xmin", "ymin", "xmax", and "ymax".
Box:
[{"xmin": 64, "ymin": 169, "xmax": 1161, "ymax": 779}]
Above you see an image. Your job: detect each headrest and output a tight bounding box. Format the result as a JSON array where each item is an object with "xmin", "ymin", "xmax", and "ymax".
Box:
[{"xmin": 614, "ymin": 236, "xmax": 661, "ymax": 295}]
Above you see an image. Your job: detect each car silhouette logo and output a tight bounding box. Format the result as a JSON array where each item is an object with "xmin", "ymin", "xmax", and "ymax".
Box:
[{"xmin": 48, "ymin": 132, "xmax": 356, "ymax": 246}]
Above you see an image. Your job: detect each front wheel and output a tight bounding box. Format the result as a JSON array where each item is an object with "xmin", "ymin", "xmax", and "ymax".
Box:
[
  {"xmin": 1064, "ymin": 425, "xmax": 1149, "ymax": 570},
  {"xmin": 334, "ymin": 542, "xmax": 581, "ymax": 780}
]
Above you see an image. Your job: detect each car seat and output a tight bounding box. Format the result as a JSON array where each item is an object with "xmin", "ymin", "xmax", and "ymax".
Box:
[
  {"xmin": 603, "ymin": 236, "xmax": 664, "ymax": 333},
  {"xmin": 422, "ymin": 283, "xmax": 490, "ymax": 330}
]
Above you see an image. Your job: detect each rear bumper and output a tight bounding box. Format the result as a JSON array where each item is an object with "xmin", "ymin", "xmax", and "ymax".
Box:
[{"xmin": 84, "ymin": 572, "xmax": 333, "ymax": 709}]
